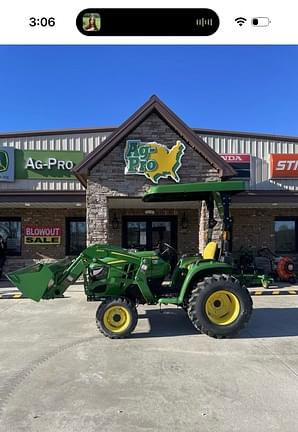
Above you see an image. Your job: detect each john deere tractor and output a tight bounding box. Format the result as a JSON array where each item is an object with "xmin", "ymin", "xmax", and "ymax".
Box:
[{"xmin": 7, "ymin": 181, "xmax": 253, "ymax": 339}]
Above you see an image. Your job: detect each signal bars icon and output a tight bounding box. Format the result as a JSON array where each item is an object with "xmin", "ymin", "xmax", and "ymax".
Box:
[{"xmin": 235, "ymin": 17, "xmax": 247, "ymax": 26}]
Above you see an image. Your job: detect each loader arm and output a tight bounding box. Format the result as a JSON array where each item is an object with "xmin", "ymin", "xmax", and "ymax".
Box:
[
  {"xmin": 6, "ymin": 244, "xmax": 156, "ymax": 302},
  {"xmin": 6, "ymin": 244, "xmax": 136, "ymax": 301}
]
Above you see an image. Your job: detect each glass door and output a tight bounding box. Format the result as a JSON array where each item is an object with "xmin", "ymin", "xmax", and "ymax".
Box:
[
  {"xmin": 126, "ymin": 221, "xmax": 147, "ymax": 250},
  {"xmin": 151, "ymin": 221, "xmax": 172, "ymax": 248},
  {"xmin": 123, "ymin": 216, "xmax": 177, "ymax": 250},
  {"xmin": 66, "ymin": 218, "xmax": 86, "ymax": 255}
]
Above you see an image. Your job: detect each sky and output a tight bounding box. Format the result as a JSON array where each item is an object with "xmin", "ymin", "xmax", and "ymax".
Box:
[{"xmin": 0, "ymin": 45, "xmax": 298, "ymax": 136}]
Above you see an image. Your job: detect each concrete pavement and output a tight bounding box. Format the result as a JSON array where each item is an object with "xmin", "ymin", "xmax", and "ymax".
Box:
[{"xmin": 0, "ymin": 285, "xmax": 297, "ymax": 432}]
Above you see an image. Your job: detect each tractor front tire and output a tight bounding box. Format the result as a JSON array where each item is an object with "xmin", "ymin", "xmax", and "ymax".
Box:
[
  {"xmin": 188, "ymin": 274, "xmax": 252, "ymax": 338},
  {"xmin": 96, "ymin": 297, "xmax": 138, "ymax": 339}
]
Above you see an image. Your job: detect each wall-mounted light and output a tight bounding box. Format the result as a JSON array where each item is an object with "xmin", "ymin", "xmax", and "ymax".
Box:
[
  {"xmin": 112, "ymin": 213, "xmax": 119, "ymax": 229},
  {"xmin": 181, "ymin": 212, "xmax": 188, "ymax": 229}
]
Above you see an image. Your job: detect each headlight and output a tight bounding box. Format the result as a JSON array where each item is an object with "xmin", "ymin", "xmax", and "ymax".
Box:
[
  {"xmin": 47, "ymin": 279, "xmax": 55, "ymax": 288},
  {"xmin": 89, "ymin": 265, "xmax": 108, "ymax": 280}
]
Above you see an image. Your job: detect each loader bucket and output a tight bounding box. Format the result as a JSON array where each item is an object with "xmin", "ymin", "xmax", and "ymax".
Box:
[{"xmin": 6, "ymin": 258, "xmax": 73, "ymax": 302}]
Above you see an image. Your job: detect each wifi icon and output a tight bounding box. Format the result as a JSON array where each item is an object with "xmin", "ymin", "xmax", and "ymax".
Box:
[{"xmin": 235, "ymin": 17, "xmax": 247, "ymax": 26}]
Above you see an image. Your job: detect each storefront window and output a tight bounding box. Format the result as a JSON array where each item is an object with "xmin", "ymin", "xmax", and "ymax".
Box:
[
  {"xmin": 275, "ymin": 220, "xmax": 296, "ymax": 253},
  {"xmin": 123, "ymin": 217, "xmax": 177, "ymax": 251},
  {"xmin": 66, "ymin": 218, "xmax": 86, "ymax": 255},
  {"xmin": 0, "ymin": 218, "xmax": 21, "ymax": 256}
]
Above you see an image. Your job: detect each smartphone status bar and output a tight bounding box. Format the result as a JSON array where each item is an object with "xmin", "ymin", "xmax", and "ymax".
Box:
[{"xmin": 0, "ymin": 2, "xmax": 297, "ymax": 44}]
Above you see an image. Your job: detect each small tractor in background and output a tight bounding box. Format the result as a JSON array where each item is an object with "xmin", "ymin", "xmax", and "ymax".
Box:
[
  {"xmin": 257, "ymin": 247, "xmax": 296, "ymax": 283},
  {"xmin": 232, "ymin": 246, "xmax": 296, "ymax": 287},
  {"xmin": 7, "ymin": 181, "xmax": 255, "ymax": 339},
  {"xmin": 232, "ymin": 247, "xmax": 274, "ymax": 289}
]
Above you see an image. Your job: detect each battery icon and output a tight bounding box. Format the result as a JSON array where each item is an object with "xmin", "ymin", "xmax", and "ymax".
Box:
[{"xmin": 251, "ymin": 17, "xmax": 271, "ymax": 27}]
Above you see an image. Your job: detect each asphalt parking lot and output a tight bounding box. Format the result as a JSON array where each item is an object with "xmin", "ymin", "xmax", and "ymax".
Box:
[{"xmin": 0, "ymin": 283, "xmax": 298, "ymax": 432}]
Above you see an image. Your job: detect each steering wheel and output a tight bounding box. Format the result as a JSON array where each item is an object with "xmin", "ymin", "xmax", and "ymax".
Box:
[
  {"xmin": 159, "ymin": 242, "xmax": 176, "ymax": 256},
  {"xmin": 159, "ymin": 242, "xmax": 178, "ymax": 264},
  {"xmin": 158, "ymin": 242, "xmax": 178, "ymax": 272}
]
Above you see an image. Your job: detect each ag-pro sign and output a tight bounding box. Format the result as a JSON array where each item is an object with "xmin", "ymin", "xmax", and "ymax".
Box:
[
  {"xmin": 124, "ymin": 139, "xmax": 185, "ymax": 183},
  {"xmin": 15, "ymin": 150, "xmax": 83, "ymax": 179},
  {"xmin": 25, "ymin": 157, "xmax": 74, "ymax": 170}
]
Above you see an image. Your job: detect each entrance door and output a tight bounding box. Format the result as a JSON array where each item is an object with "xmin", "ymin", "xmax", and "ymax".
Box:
[{"xmin": 122, "ymin": 216, "xmax": 177, "ymax": 250}]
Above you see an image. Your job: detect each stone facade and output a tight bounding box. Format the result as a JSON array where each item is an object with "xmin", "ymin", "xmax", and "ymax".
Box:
[
  {"xmin": 199, "ymin": 202, "xmax": 223, "ymax": 253},
  {"xmin": 87, "ymin": 112, "xmax": 220, "ymax": 254}
]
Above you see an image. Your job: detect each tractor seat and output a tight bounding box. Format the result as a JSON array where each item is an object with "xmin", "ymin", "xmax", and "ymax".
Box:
[{"xmin": 203, "ymin": 241, "xmax": 219, "ymax": 260}]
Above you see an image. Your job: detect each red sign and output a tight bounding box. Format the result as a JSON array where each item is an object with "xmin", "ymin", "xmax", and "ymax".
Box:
[
  {"xmin": 24, "ymin": 226, "xmax": 61, "ymax": 245},
  {"xmin": 220, "ymin": 154, "xmax": 250, "ymax": 178},
  {"xmin": 220, "ymin": 154, "xmax": 251, "ymax": 163},
  {"xmin": 270, "ymin": 154, "xmax": 298, "ymax": 178}
]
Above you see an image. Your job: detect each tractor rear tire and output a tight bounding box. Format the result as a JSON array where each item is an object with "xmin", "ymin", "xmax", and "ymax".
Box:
[
  {"xmin": 96, "ymin": 297, "xmax": 138, "ymax": 339},
  {"xmin": 188, "ymin": 274, "xmax": 252, "ymax": 339}
]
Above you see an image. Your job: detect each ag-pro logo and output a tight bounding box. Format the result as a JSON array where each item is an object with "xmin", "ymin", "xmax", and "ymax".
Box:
[
  {"xmin": 0, "ymin": 147, "xmax": 15, "ymax": 182},
  {"xmin": 124, "ymin": 140, "xmax": 186, "ymax": 184},
  {"xmin": 0, "ymin": 150, "xmax": 9, "ymax": 172}
]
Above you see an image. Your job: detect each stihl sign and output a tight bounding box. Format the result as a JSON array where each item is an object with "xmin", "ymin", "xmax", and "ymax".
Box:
[{"xmin": 270, "ymin": 154, "xmax": 298, "ymax": 178}]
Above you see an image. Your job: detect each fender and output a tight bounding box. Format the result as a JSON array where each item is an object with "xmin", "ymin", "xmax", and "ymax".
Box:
[{"xmin": 177, "ymin": 260, "xmax": 233, "ymax": 304}]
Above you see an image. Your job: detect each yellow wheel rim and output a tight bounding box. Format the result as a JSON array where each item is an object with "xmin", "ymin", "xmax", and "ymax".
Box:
[
  {"xmin": 205, "ymin": 290, "xmax": 240, "ymax": 326},
  {"xmin": 103, "ymin": 306, "xmax": 131, "ymax": 333}
]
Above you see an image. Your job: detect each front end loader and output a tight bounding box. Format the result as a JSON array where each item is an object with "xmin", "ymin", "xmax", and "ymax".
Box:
[{"xmin": 7, "ymin": 181, "xmax": 254, "ymax": 339}]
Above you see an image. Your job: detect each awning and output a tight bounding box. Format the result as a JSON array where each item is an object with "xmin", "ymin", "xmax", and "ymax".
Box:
[{"xmin": 143, "ymin": 180, "xmax": 246, "ymax": 202}]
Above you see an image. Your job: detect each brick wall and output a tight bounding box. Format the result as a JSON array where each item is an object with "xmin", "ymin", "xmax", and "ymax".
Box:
[
  {"xmin": 87, "ymin": 112, "xmax": 219, "ymax": 248},
  {"xmin": 198, "ymin": 206, "xmax": 298, "ymax": 256},
  {"xmin": 232, "ymin": 208, "xmax": 298, "ymax": 252},
  {"xmin": 232, "ymin": 207, "xmax": 298, "ymax": 270},
  {"xmin": 0, "ymin": 208, "xmax": 85, "ymax": 272}
]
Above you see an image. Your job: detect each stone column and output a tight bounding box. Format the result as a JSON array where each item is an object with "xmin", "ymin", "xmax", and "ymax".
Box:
[
  {"xmin": 199, "ymin": 201, "xmax": 208, "ymax": 253},
  {"xmin": 87, "ymin": 181, "xmax": 109, "ymax": 245},
  {"xmin": 199, "ymin": 201, "xmax": 223, "ymax": 253}
]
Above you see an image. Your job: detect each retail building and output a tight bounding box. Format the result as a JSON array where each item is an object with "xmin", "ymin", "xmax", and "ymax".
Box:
[{"xmin": 1, "ymin": 95, "xmax": 297, "ymax": 272}]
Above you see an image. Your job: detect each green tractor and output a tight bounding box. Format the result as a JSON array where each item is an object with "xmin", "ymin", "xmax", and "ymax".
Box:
[{"xmin": 7, "ymin": 181, "xmax": 253, "ymax": 339}]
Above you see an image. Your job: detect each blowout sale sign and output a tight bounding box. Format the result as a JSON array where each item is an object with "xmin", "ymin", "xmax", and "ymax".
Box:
[{"xmin": 24, "ymin": 226, "xmax": 61, "ymax": 244}]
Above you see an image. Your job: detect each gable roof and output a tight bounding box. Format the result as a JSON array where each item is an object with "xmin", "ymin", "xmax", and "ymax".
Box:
[{"xmin": 73, "ymin": 95, "xmax": 236, "ymax": 186}]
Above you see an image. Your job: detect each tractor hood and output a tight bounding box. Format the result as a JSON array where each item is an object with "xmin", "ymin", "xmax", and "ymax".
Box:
[{"xmin": 143, "ymin": 180, "xmax": 246, "ymax": 202}]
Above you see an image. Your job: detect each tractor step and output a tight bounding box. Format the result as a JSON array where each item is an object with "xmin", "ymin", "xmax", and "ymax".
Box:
[{"xmin": 158, "ymin": 296, "xmax": 180, "ymax": 305}]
